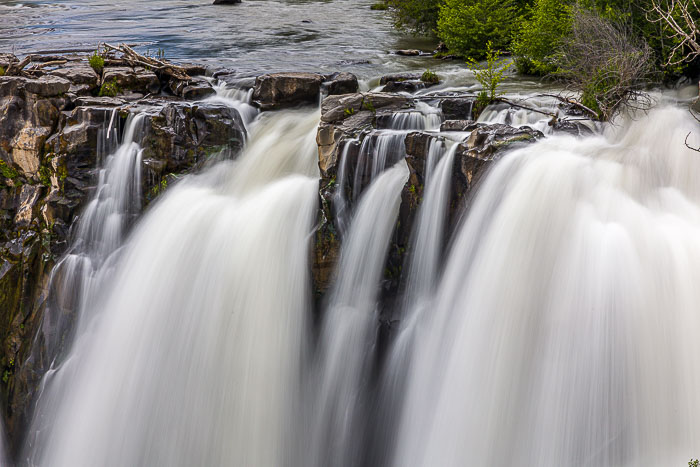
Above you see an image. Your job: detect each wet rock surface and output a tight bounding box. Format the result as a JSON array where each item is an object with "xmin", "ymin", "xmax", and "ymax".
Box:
[{"xmin": 253, "ymin": 71, "xmax": 360, "ymax": 110}]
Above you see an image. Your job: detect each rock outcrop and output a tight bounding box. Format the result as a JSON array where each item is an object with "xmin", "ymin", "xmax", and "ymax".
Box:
[{"xmin": 252, "ymin": 72, "xmax": 359, "ymax": 110}]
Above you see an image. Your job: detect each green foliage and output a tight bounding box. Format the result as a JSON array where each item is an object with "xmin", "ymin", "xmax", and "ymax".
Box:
[
  {"xmin": 0, "ymin": 66, "xmax": 4, "ymax": 77},
  {"xmin": 99, "ymin": 78, "xmax": 121, "ymax": 97},
  {"xmin": 690, "ymin": 460, "xmax": 699, "ymax": 467},
  {"xmin": 437, "ymin": 0, "xmax": 517, "ymax": 59},
  {"xmin": 344, "ymin": 107, "xmax": 356, "ymax": 116},
  {"xmin": 361, "ymin": 98, "xmax": 376, "ymax": 113},
  {"xmin": 0, "ymin": 160, "xmax": 19, "ymax": 180},
  {"xmin": 468, "ymin": 41, "xmax": 512, "ymax": 102},
  {"xmin": 385, "ymin": 0, "xmax": 441, "ymax": 35},
  {"xmin": 38, "ymin": 166, "xmax": 52, "ymax": 187},
  {"xmin": 89, "ymin": 50, "xmax": 105, "ymax": 74},
  {"xmin": 512, "ymin": 0, "xmax": 573, "ymax": 75},
  {"xmin": 370, "ymin": 2, "xmax": 388, "ymax": 10},
  {"xmin": 421, "ymin": 69, "xmax": 439, "ymax": 83}
]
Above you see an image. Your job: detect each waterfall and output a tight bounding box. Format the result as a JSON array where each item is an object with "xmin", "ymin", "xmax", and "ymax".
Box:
[
  {"xmin": 308, "ymin": 161, "xmax": 409, "ymax": 467},
  {"xmin": 24, "ymin": 112, "xmax": 144, "ymax": 401},
  {"xmin": 392, "ymin": 106, "xmax": 700, "ymax": 467},
  {"xmin": 24, "ymin": 108, "xmax": 321, "ymax": 467}
]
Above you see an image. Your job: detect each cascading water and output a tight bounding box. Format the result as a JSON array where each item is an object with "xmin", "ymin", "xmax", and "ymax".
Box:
[
  {"xmin": 309, "ymin": 161, "xmax": 409, "ymax": 467},
  {"xmin": 392, "ymin": 106, "xmax": 700, "ymax": 467},
  {"xmin": 25, "ymin": 111, "xmax": 144, "ymax": 400},
  {"xmin": 333, "ymin": 104, "xmax": 442, "ymax": 235},
  {"xmin": 25, "ymin": 108, "xmax": 321, "ymax": 467}
]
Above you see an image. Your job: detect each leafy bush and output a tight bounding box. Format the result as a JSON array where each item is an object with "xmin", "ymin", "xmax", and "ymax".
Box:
[
  {"xmin": 99, "ymin": 78, "xmax": 121, "ymax": 97},
  {"xmin": 421, "ymin": 69, "xmax": 439, "ymax": 83},
  {"xmin": 89, "ymin": 50, "xmax": 105, "ymax": 74},
  {"xmin": 468, "ymin": 41, "xmax": 512, "ymax": 103},
  {"xmin": 437, "ymin": 0, "xmax": 517, "ymax": 59},
  {"xmin": 512, "ymin": 0, "xmax": 573, "ymax": 75},
  {"xmin": 370, "ymin": 2, "xmax": 388, "ymax": 10},
  {"xmin": 385, "ymin": 0, "xmax": 441, "ymax": 35}
]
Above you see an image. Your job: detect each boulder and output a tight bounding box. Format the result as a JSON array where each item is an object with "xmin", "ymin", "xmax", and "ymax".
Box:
[
  {"xmin": 323, "ymin": 72, "xmax": 359, "ymax": 96},
  {"xmin": 252, "ymin": 72, "xmax": 324, "ymax": 110},
  {"xmin": 169, "ymin": 76, "xmax": 215, "ymax": 99},
  {"xmin": 440, "ymin": 97, "xmax": 476, "ymax": 120},
  {"xmin": 440, "ymin": 119, "xmax": 479, "ymax": 132},
  {"xmin": 379, "ymin": 73, "xmax": 421, "ymax": 85},
  {"xmin": 139, "ymin": 102, "xmax": 247, "ymax": 195},
  {"xmin": 459, "ymin": 123, "xmax": 543, "ymax": 160},
  {"xmin": 213, "ymin": 0, "xmax": 241, "ymax": 3},
  {"xmin": 13, "ymin": 185, "xmax": 43, "ymax": 228},
  {"xmin": 102, "ymin": 66, "xmax": 160, "ymax": 95}
]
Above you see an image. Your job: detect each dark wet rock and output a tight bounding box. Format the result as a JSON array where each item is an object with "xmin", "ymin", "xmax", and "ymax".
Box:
[
  {"xmin": 459, "ymin": 123, "xmax": 543, "ymax": 161},
  {"xmin": 102, "ymin": 66, "xmax": 161, "ymax": 95},
  {"xmin": 382, "ymin": 80, "xmax": 427, "ymax": 93},
  {"xmin": 440, "ymin": 119, "xmax": 479, "ymax": 132},
  {"xmin": 395, "ymin": 49, "xmax": 421, "ymax": 56},
  {"xmin": 379, "ymin": 73, "xmax": 421, "ymax": 85},
  {"xmin": 169, "ymin": 76, "xmax": 215, "ymax": 99},
  {"xmin": 323, "ymin": 72, "xmax": 359, "ymax": 96},
  {"xmin": 252, "ymin": 72, "xmax": 324, "ymax": 110},
  {"xmin": 440, "ymin": 97, "xmax": 476, "ymax": 120},
  {"xmin": 321, "ymin": 92, "xmax": 411, "ymax": 123},
  {"xmin": 551, "ymin": 119, "xmax": 594, "ymax": 136},
  {"xmin": 213, "ymin": 0, "xmax": 241, "ymax": 3},
  {"xmin": 139, "ymin": 102, "xmax": 247, "ymax": 195}
]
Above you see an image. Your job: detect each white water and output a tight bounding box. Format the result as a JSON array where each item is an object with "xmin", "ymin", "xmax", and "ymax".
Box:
[
  {"xmin": 392, "ymin": 106, "xmax": 700, "ymax": 467},
  {"xmin": 309, "ymin": 161, "xmax": 409, "ymax": 467},
  {"xmin": 25, "ymin": 112, "xmax": 144, "ymax": 395},
  {"xmin": 26, "ymin": 108, "xmax": 321, "ymax": 467}
]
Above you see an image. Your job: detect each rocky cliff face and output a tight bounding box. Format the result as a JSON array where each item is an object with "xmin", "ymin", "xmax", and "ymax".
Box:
[{"xmin": 0, "ymin": 52, "xmax": 249, "ymax": 452}]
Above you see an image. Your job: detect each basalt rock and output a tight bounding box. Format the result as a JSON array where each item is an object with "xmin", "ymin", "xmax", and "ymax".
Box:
[
  {"xmin": 440, "ymin": 97, "xmax": 476, "ymax": 120},
  {"xmin": 323, "ymin": 72, "xmax": 359, "ymax": 96},
  {"xmin": 252, "ymin": 72, "xmax": 324, "ymax": 110},
  {"xmin": 168, "ymin": 76, "xmax": 216, "ymax": 100},
  {"xmin": 102, "ymin": 66, "xmax": 161, "ymax": 95},
  {"xmin": 138, "ymin": 101, "xmax": 247, "ymax": 198},
  {"xmin": 317, "ymin": 92, "xmax": 412, "ymax": 178}
]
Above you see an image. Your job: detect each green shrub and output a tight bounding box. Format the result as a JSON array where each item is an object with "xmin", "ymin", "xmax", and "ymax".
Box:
[
  {"xmin": 421, "ymin": 69, "xmax": 439, "ymax": 83},
  {"xmin": 689, "ymin": 459, "xmax": 699, "ymax": 467},
  {"xmin": 370, "ymin": 2, "xmax": 388, "ymax": 10},
  {"xmin": 437, "ymin": 0, "xmax": 517, "ymax": 59},
  {"xmin": 99, "ymin": 78, "xmax": 121, "ymax": 97},
  {"xmin": 385, "ymin": 0, "xmax": 441, "ymax": 35},
  {"xmin": 512, "ymin": 0, "xmax": 573, "ymax": 75},
  {"xmin": 468, "ymin": 41, "xmax": 512, "ymax": 102},
  {"xmin": 89, "ymin": 50, "xmax": 105, "ymax": 74},
  {"xmin": 0, "ymin": 160, "xmax": 19, "ymax": 180}
]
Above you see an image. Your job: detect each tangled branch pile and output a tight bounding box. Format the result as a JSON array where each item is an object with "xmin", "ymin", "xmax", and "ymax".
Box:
[
  {"xmin": 556, "ymin": 10, "xmax": 655, "ymax": 120},
  {"xmin": 648, "ymin": 0, "xmax": 700, "ymax": 66}
]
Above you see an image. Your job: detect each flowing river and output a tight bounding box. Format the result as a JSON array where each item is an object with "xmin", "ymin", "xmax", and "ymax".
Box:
[{"xmin": 3, "ymin": 1, "xmax": 700, "ymax": 466}]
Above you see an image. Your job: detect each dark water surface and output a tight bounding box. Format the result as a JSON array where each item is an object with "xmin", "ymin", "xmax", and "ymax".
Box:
[{"xmin": 0, "ymin": 0, "xmax": 441, "ymax": 77}]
